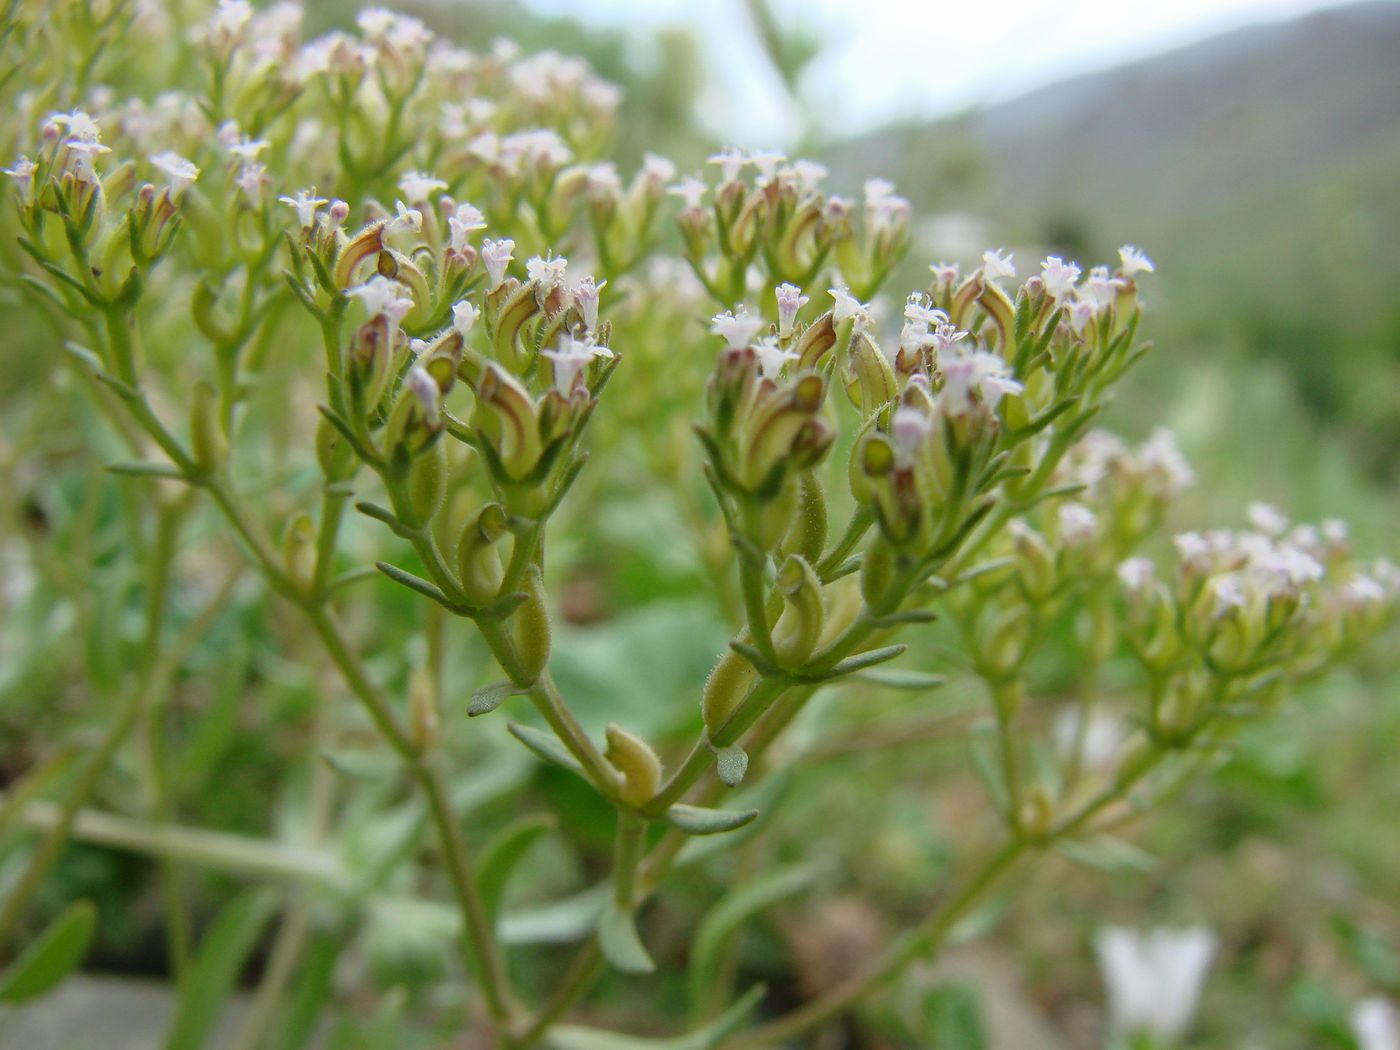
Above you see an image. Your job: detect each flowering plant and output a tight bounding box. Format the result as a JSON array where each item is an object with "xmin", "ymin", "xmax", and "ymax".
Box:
[{"xmin": 0, "ymin": 2, "xmax": 1395, "ymax": 1047}]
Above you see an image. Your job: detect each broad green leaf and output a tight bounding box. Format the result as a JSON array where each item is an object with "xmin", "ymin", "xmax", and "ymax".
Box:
[
  {"xmin": 163, "ymin": 890, "xmax": 278, "ymax": 1050},
  {"xmin": 0, "ymin": 899, "xmax": 98, "ymax": 1003},
  {"xmin": 478, "ymin": 814, "xmax": 556, "ymax": 920},
  {"xmin": 687, "ymin": 864, "xmax": 819, "ymax": 1016},
  {"xmin": 549, "ymin": 983, "xmax": 766, "ymax": 1050},
  {"xmin": 597, "ymin": 900, "xmax": 654, "ymax": 975}
]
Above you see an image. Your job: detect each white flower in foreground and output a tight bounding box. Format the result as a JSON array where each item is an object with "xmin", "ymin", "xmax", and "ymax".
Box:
[
  {"xmin": 347, "ymin": 275, "xmax": 413, "ymax": 329},
  {"xmin": 706, "ymin": 145, "xmax": 747, "ymax": 184},
  {"xmin": 390, "ymin": 200, "xmax": 422, "ymax": 233},
  {"xmin": 451, "ymin": 300, "xmax": 480, "ymax": 338},
  {"xmin": 1040, "ymin": 255, "xmax": 1081, "ymax": 299},
  {"xmin": 1354, "ymin": 997, "xmax": 1400, "ymax": 1050},
  {"xmin": 572, "ymin": 276, "xmax": 605, "ymax": 329},
  {"xmin": 278, "ymin": 187, "xmax": 327, "ymax": 229},
  {"xmin": 667, "ymin": 175, "xmax": 706, "ymax": 211},
  {"xmin": 150, "ymin": 151, "xmax": 200, "ymax": 196},
  {"xmin": 542, "ymin": 333, "xmax": 611, "ymax": 395},
  {"xmin": 774, "ymin": 283, "xmax": 808, "ymax": 337},
  {"xmin": 405, "ymin": 365, "xmax": 440, "ymax": 425},
  {"xmin": 481, "ymin": 238, "xmax": 514, "ymax": 290},
  {"xmin": 1119, "ymin": 244, "xmax": 1155, "ymax": 277},
  {"xmin": 828, "ymin": 285, "xmax": 871, "ymax": 329},
  {"xmin": 710, "ymin": 308, "xmax": 763, "ymax": 350},
  {"xmin": 447, "ymin": 202, "xmax": 487, "ymax": 252},
  {"xmin": 1117, "ymin": 557, "xmax": 1157, "ymax": 594},
  {"xmin": 1096, "ymin": 925, "xmax": 1217, "ymax": 1043},
  {"xmin": 981, "ymin": 248, "xmax": 1016, "ymax": 282},
  {"xmin": 753, "ymin": 337, "xmax": 799, "ymax": 379},
  {"xmin": 526, "ymin": 253, "xmax": 568, "ymax": 292}
]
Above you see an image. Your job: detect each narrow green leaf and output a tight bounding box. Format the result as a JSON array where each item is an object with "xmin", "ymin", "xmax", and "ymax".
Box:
[
  {"xmin": 479, "ymin": 815, "xmax": 556, "ymax": 921},
  {"xmin": 819, "ymin": 644, "xmax": 907, "ymax": 679},
  {"xmin": 548, "ymin": 984, "xmax": 766, "ymax": 1050},
  {"xmin": 596, "ymin": 900, "xmax": 654, "ymax": 975},
  {"xmin": 272, "ymin": 931, "xmax": 342, "ymax": 1050},
  {"xmin": 468, "ymin": 680, "xmax": 521, "ymax": 717},
  {"xmin": 850, "ymin": 669, "xmax": 948, "ymax": 691},
  {"xmin": 688, "ymin": 865, "xmax": 818, "ymax": 1016},
  {"xmin": 507, "ymin": 722, "xmax": 588, "ymax": 779},
  {"xmin": 0, "ymin": 748, "xmax": 80, "ymax": 839},
  {"xmin": 321, "ymin": 747, "xmax": 400, "ymax": 780},
  {"xmin": 374, "ymin": 561, "xmax": 457, "ymax": 609},
  {"xmin": 106, "ymin": 460, "xmax": 185, "ymax": 479},
  {"xmin": 163, "ymin": 890, "xmax": 278, "ymax": 1050},
  {"xmin": 1054, "ymin": 835, "xmax": 1157, "ymax": 875},
  {"xmin": 665, "ymin": 804, "xmax": 759, "ymax": 836},
  {"xmin": 0, "ymin": 899, "xmax": 98, "ymax": 1003}
]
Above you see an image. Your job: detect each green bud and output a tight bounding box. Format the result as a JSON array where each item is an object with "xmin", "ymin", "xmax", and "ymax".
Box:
[
  {"xmin": 783, "ymin": 470, "xmax": 827, "ymax": 565},
  {"xmin": 189, "ymin": 380, "xmax": 226, "ymax": 473},
  {"xmin": 702, "ymin": 643, "xmax": 758, "ymax": 734},
  {"xmin": 316, "ymin": 415, "xmax": 356, "ymax": 481},
  {"xmin": 282, "ymin": 511, "xmax": 318, "ymax": 592},
  {"xmin": 404, "ymin": 439, "xmax": 447, "ymax": 527},
  {"xmin": 605, "ymin": 723, "xmax": 663, "ymax": 807},
  {"xmin": 771, "ymin": 554, "xmax": 825, "ymax": 668},
  {"xmin": 861, "ymin": 534, "xmax": 896, "ymax": 608},
  {"xmin": 512, "ymin": 565, "xmax": 551, "ymax": 684},
  {"xmin": 1011, "ymin": 524, "xmax": 1056, "ymax": 602},
  {"xmin": 408, "ymin": 667, "xmax": 440, "ymax": 755},
  {"xmin": 845, "ymin": 330, "xmax": 898, "ymax": 416},
  {"xmin": 457, "ymin": 504, "xmax": 509, "ymax": 606}
]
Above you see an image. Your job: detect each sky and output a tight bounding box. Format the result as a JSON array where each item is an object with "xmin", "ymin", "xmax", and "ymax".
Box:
[{"xmin": 522, "ymin": 0, "xmax": 1369, "ymax": 144}]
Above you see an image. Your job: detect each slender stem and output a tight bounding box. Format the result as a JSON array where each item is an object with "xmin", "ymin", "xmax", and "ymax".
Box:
[
  {"xmin": 611, "ymin": 812, "xmax": 646, "ymax": 910},
  {"xmin": 990, "ymin": 678, "xmax": 1025, "ymax": 829},
  {"xmin": 515, "ymin": 944, "xmax": 605, "ymax": 1048}
]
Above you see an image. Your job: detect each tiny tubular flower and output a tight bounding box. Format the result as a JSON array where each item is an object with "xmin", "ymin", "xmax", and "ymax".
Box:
[
  {"xmin": 542, "ymin": 333, "xmax": 611, "ymax": 395},
  {"xmin": 775, "ymin": 283, "xmax": 808, "ymax": 337},
  {"xmin": 390, "ymin": 200, "xmax": 423, "ymax": 233},
  {"xmin": 641, "ymin": 152, "xmax": 677, "ymax": 186},
  {"xmin": 754, "ymin": 337, "xmax": 799, "ymax": 379},
  {"xmin": 1117, "ymin": 557, "xmax": 1156, "ymax": 594},
  {"xmin": 447, "ymin": 202, "xmax": 487, "ymax": 252},
  {"xmin": 481, "ymin": 237, "xmax": 514, "ymax": 290},
  {"xmin": 668, "ymin": 175, "xmax": 706, "ymax": 211},
  {"xmin": 828, "ymin": 285, "xmax": 871, "ymax": 329},
  {"xmin": 405, "ymin": 365, "xmax": 441, "ymax": 426},
  {"xmin": 710, "ymin": 308, "xmax": 763, "ymax": 350},
  {"xmin": 347, "ymin": 275, "xmax": 414, "ymax": 330},
  {"xmin": 706, "ymin": 145, "xmax": 747, "ymax": 184},
  {"xmin": 1040, "ymin": 255, "xmax": 1081, "ymax": 299},
  {"xmin": 526, "ymin": 253, "xmax": 568, "ymax": 292},
  {"xmin": 279, "ymin": 187, "xmax": 327, "ymax": 229},
  {"xmin": 150, "ymin": 151, "xmax": 200, "ymax": 196},
  {"xmin": 1119, "ymin": 244, "xmax": 1155, "ymax": 277},
  {"xmin": 398, "ymin": 170, "xmax": 448, "ymax": 202},
  {"xmin": 572, "ymin": 276, "xmax": 605, "ymax": 329},
  {"xmin": 981, "ymin": 248, "xmax": 1016, "ymax": 282},
  {"xmin": 1246, "ymin": 501, "xmax": 1289, "ymax": 536},
  {"xmin": 748, "ymin": 148, "xmax": 786, "ymax": 184},
  {"xmin": 452, "ymin": 300, "xmax": 480, "ymax": 338},
  {"xmin": 1057, "ymin": 502, "xmax": 1098, "ymax": 545}
]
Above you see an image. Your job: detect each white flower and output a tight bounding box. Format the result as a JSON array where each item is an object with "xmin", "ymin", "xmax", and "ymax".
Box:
[
  {"xmin": 542, "ymin": 333, "xmax": 611, "ymax": 395},
  {"xmin": 347, "ymin": 275, "xmax": 414, "ymax": 329},
  {"xmin": 1355, "ymin": 998, "xmax": 1400, "ymax": 1050},
  {"xmin": 390, "ymin": 200, "xmax": 422, "ymax": 233},
  {"xmin": 1140, "ymin": 428, "xmax": 1195, "ymax": 494},
  {"xmin": 481, "ymin": 238, "xmax": 514, "ymax": 290},
  {"xmin": 572, "ymin": 276, "xmax": 605, "ymax": 329},
  {"xmin": 1052, "ymin": 704, "xmax": 1126, "ymax": 770},
  {"xmin": 864, "ymin": 177, "xmax": 910, "ymax": 231},
  {"xmin": 405, "ymin": 365, "xmax": 440, "ymax": 425},
  {"xmin": 787, "ymin": 158, "xmax": 828, "ymax": 195},
  {"xmin": 775, "ymin": 283, "xmax": 808, "ymax": 337},
  {"xmin": 50, "ymin": 109, "xmax": 102, "ymax": 144},
  {"xmin": 1342, "ymin": 575, "xmax": 1386, "ymax": 610},
  {"xmin": 828, "ymin": 286, "xmax": 871, "ymax": 329},
  {"xmin": 1057, "ymin": 502, "xmax": 1098, "ymax": 545},
  {"xmin": 2, "ymin": 155, "xmax": 37, "ymax": 200},
  {"xmin": 1246, "ymin": 501, "xmax": 1289, "ymax": 536},
  {"xmin": 929, "ymin": 261, "xmax": 960, "ymax": 287},
  {"xmin": 1095, "ymin": 926, "xmax": 1217, "ymax": 1043},
  {"xmin": 641, "ymin": 152, "xmax": 677, "ymax": 185},
  {"xmin": 706, "ymin": 145, "xmax": 747, "ymax": 184},
  {"xmin": 748, "ymin": 148, "xmax": 786, "ymax": 184},
  {"xmin": 227, "ymin": 135, "xmax": 269, "ymax": 163},
  {"xmin": 939, "ymin": 347, "xmax": 1023, "ymax": 413},
  {"xmin": 62, "ymin": 140, "xmax": 111, "ymax": 183},
  {"xmin": 1119, "ymin": 245, "xmax": 1155, "ymax": 277},
  {"xmin": 447, "ymin": 202, "xmax": 487, "ymax": 252},
  {"xmin": 233, "ymin": 163, "xmax": 269, "ymax": 204},
  {"xmin": 981, "ymin": 249, "xmax": 1016, "ymax": 282},
  {"xmin": 1084, "ymin": 265, "xmax": 1123, "ymax": 308},
  {"xmin": 753, "ymin": 337, "xmax": 799, "ymax": 379},
  {"xmin": 1040, "ymin": 256, "xmax": 1081, "ymax": 300},
  {"xmin": 668, "ymin": 175, "xmax": 706, "ymax": 211},
  {"xmin": 278, "ymin": 187, "xmax": 328, "ymax": 229},
  {"xmin": 1211, "ymin": 573, "xmax": 1247, "ymax": 617},
  {"xmin": 1117, "ymin": 557, "xmax": 1157, "ymax": 594},
  {"xmin": 904, "ymin": 298, "xmax": 948, "ymax": 328},
  {"xmin": 150, "ymin": 151, "xmax": 199, "ymax": 196},
  {"xmin": 891, "ymin": 405, "xmax": 933, "ymax": 462},
  {"xmin": 526, "ymin": 253, "xmax": 568, "ymax": 292},
  {"xmin": 1067, "ymin": 297, "xmax": 1098, "ymax": 334},
  {"xmin": 451, "ymin": 300, "xmax": 480, "ymax": 338},
  {"xmin": 585, "ymin": 162, "xmax": 622, "ymax": 199},
  {"xmin": 398, "ymin": 170, "xmax": 447, "ymax": 202},
  {"xmin": 710, "ymin": 308, "xmax": 763, "ymax": 350}
]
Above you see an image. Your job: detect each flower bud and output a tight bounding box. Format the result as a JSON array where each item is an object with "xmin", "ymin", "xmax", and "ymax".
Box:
[
  {"xmin": 405, "ymin": 439, "xmax": 447, "ymax": 526},
  {"xmin": 783, "ymin": 470, "xmax": 827, "ymax": 565},
  {"xmin": 316, "ymin": 415, "xmax": 357, "ymax": 481},
  {"xmin": 512, "ymin": 565, "xmax": 551, "ymax": 684},
  {"xmin": 282, "ymin": 511, "xmax": 317, "ymax": 592},
  {"xmin": 702, "ymin": 644, "xmax": 758, "ymax": 734},
  {"xmin": 845, "ymin": 330, "xmax": 898, "ymax": 416},
  {"xmin": 457, "ymin": 504, "xmax": 509, "ymax": 605},
  {"xmin": 408, "ymin": 667, "xmax": 440, "ymax": 754},
  {"xmin": 605, "ymin": 723, "xmax": 663, "ymax": 807},
  {"xmin": 189, "ymin": 380, "xmax": 226, "ymax": 473},
  {"xmin": 771, "ymin": 554, "xmax": 825, "ymax": 668},
  {"xmin": 475, "ymin": 363, "xmax": 542, "ymax": 479},
  {"xmin": 861, "ymin": 534, "xmax": 897, "ymax": 608}
]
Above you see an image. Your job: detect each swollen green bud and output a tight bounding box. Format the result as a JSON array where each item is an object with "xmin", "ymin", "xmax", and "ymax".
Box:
[
  {"xmin": 404, "ymin": 439, "xmax": 447, "ymax": 526},
  {"xmin": 771, "ymin": 554, "xmax": 825, "ymax": 668},
  {"xmin": 316, "ymin": 416, "xmax": 356, "ymax": 481},
  {"xmin": 457, "ymin": 503, "xmax": 508, "ymax": 605},
  {"xmin": 189, "ymin": 380, "xmax": 226, "ymax": 473},
  {"xmin": 702, "ymin": 643, "xmax": 758, "ymax": 734},
  {"xmin": 783, "ymin": 470, "xmax": 828, "ymax": 565},
  {"xmin": 861, "ymin": 535, "xmax": 896, "ymax": 608},
  {"xmin": 605, "ymin": 723, "xmax": 663, "ymax": 807},
  {"xmin": 512, "ymin": 565, "xmax": 551, "ymax": 684},
  {"xmin": 282, "ymin": 511, "xmax": 317, "ymax": 592},
  {"xmin": 845, "ymin": 330, "xmax": 898, "ymax": 416}
]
